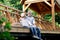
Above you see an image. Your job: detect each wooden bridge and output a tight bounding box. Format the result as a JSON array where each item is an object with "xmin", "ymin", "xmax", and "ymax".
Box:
[
  {"xmin": 0, "ymin": 0, "xmax": 60, "ymax": 40},
  {"xmin": 0, "ymin": 0, "xmax": 60, "ymax": 33}
]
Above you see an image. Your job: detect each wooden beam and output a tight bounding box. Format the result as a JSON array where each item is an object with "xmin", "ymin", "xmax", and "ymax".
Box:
[
  {"xmin": 51, "ymin": 0, "xmax": 56, "ymax": 30},
  {"xmin": 20, "ymin": 0, "xmax": 23, "ymax": 3},
  {"xmin": 20, "ymin": 0, "xmax": 26, "ymax": 4},
  {"xmin": 41, "ymin": 3, "xmax": 50, "ymax": 11},
  {"xmin": 44, "ymin": 0, "xmax": 52, "ymax": 7},
  {"xmin": 5, "ymin": 7, "xmax": 11, "ymax": 22},
  {"xmin": 56, "ymin": 0, "xmax": 60, "ymax": 5},
  {"xmin": 25, "ymin": 0, "xmax": 50, "ymax": 4},
  {"xmin": 23, "ymin": 3, "xmax": 31, "ymax": 12},
  {"xmin": 41, "ymin": 30, "xmax": 60, "ymax": 34},
  {"xmin": 23, "ymin": 4, "xmax": 25, "ymax": 12},
  {"xmin": 56, "ymin": 2, "xmax": 60, "ymax": 9},
  {"xmin": 37, "ymin": 3, "xmax": 41, "ymax": 12},
  {"xmin": 15, "ymin": 11, "xmax": 20, "ymax": 22}
]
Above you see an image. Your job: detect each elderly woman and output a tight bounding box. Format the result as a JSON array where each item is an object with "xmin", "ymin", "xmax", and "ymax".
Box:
[{"xmin": 20, "ymin": 13, "xmax": 30, "ymax": 27}]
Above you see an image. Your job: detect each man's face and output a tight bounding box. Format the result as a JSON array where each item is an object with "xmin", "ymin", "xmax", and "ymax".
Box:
[{"xmin": 28, "ymin": 13, "xmax": 31, "ymax": 17}]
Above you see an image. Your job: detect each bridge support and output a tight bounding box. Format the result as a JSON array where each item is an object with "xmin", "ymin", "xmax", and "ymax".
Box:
[{"xmin": 51, "ymin": 0, "xmax": 56, "ymax": 30}]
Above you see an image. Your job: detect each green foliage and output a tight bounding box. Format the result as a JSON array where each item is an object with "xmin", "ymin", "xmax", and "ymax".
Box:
[
  {"xmin": 0, "ymin": 0, "xmax": 4, "ymax": 3},
  {"xmin": 4, "ymin": 22, "xmax": 11, "ymax": 30},
  {"xmin": 0, "ymin": 31, "xmax": 14, "ymax": 40},
  {"xmin": 44, "ymin": 14, "xmax": 52, "ymax": 22},
  {"xmin": 0, "ymin": 20, "xmax": 3, "ymax": 24},
  {"xmin": 9, "ymin": 0, "xmax": 22, "ymax": 10},
  {"xmin": 0, "ymin": 0, "xmax": 22, "ymax": 10},
  {"xmin": 32, "ymin": 11, "xmax": 37, "ymax": 16},
  {"xmin": 0, "ymin": 0, "xmax": 23, "ymax": 39},
  {"xmin": 0, "ymin": 14, "xmax": 6, "ymax": 24},
  {"xmin": 0, "ymin": 22, "xmax": 14, "ymax": 40},
  {"xmin": 55, "ymin": 15, "xmax": 60, "ymax": 24},
  {"xmin": 44, "ymin": 13, "xmax": 60, "ymax": 27},
  {"xmin": 0, "ymin": 12, "xmax": 7, "ymax": 24},
  {"xmin": 0, "ymin": 12, "xmax": 2, "ymax": 15},
  {"xmin": 0, "ymin": 12, "xmax": 14, "ymax": 40}
]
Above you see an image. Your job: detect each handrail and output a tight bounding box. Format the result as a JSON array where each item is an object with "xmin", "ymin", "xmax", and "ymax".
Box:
[
  {"xmin": 0, "ymin": 4, "xmax": 22, "ymax": 12},
  {"xmin": 0, "ymin": 4, "xmax": 22, "ymax": 23}
]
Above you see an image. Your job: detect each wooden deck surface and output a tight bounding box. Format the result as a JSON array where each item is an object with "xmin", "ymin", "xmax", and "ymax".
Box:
[
  {"xmin": 10, "ymin": 27, "xmax": 60, "ymax": 34},
  {"xmin": 41, "ymin": 30, "xmax": 60, "ymax": 34},
  {"xmin": 10, "ymin": 25, "xmax": 60, "ymax": 34},
  {"xmin": 7, "ymin": 22, "xmax": 60, "ymax": 34}
]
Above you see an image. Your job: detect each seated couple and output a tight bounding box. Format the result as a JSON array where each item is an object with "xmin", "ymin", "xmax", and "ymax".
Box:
[{"xmin": 19, "ymin": 11, "xmax": 41, "ymax": 40}]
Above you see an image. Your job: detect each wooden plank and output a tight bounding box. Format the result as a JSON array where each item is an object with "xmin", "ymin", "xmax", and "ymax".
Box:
[
  {"xmin": 41, "ymin": 30, "xmax": 60, "ymax": 34},
  {"xmin": 56, "ymin": 0, "xmax": 60, "ymax": 5},
  {"xmin": 23, "ymin": 4, "xmax": 25, "ymax": 12},
  {"xmin": 23, "ymin": 3, "xmax": 31, "ymax": 12},
  {"xmin": 25, "ymin": 0, "xmax": 50, "ymax": 4},
  {"xmin": 51, "ymin": 0, "xmax": 56, "ymax": 30},
  {"xmin": 10, "ymin": 27, "xmax": 30, "ymax": 33},
  {"xmin": 41, "ymin": 3, "xmax": 50, "ymax": 11},
  {"xmin": 7, "ymin": 22, "xmax": 30, "ymax": 33},
  {"xmin": 20, "ymin": 0, "xmax": 26, "ymax": 4},
  {"xmin": 44, "ymin": 0, "xmax": 52, "ymax": 7},
  {"xmin": 37, "ymin": 3, "xmax": 41, "ymax": 12},
  {"xmin": 5, "ymin": 7, "xmax": 12, "ymax": 23}
]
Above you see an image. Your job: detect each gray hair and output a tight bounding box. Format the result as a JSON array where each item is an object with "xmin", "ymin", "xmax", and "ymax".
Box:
[{"xmin": 27, "ymin": 11, "xmax": 32, "ymax": 16}]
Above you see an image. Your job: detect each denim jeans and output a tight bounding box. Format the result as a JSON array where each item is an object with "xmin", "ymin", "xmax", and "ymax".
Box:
[
  {"xmin": 23, "ymin": 26, "xmax": 41, "ymax": 39},
  {"xmin": 30, "ymin": 27, "xmax": 41, "ymax": 39},
  {"xmin": 36, "ymin": 27, "xmax": 41, "ymax": 38}
]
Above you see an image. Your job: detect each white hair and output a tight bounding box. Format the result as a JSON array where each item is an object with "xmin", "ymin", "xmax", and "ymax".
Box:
[{"xmin": 21, "ymin": 13, "xmax": 25, "ymax": 17}]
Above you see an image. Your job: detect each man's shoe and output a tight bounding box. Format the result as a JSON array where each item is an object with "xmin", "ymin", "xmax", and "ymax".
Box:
[{"xmin": 33, "ymin": 35, "xmax": 40, "ymax": 39}]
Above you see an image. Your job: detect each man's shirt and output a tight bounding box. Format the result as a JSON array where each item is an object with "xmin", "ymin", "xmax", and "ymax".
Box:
[{"xmin": 26, "ymin": 16, "xmax": 35, "ymax": 25}]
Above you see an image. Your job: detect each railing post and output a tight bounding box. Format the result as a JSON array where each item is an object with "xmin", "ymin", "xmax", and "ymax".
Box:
[{"xmin": 51, "ymin": 0, "xmax": 56, "ymax": 30}]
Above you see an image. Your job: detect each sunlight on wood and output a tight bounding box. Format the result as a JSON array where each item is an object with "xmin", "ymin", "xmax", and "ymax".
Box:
[{"xmin": 25, "ymin": 0, "xmax": 50, "ymax": 4}]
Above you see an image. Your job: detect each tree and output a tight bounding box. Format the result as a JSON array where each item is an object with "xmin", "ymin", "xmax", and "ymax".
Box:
[
  {"xmin": 44, "ymin": 13, "xmax": 60, "ymax": 27},
  {"xmin": 0, "ymin": 0, "xmax": 22, "ymax": 10}
]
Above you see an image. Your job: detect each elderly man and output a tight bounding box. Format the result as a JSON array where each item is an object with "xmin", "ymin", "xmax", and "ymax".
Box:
[{"xmin": 27, "ymin": 11, "xmax": 41, "ymax": 39}]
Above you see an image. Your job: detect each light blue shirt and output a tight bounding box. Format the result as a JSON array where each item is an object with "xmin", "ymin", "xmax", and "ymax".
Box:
[{"xmin": 26, "ymin": 16, "xmax": 35, "ymax": 25}]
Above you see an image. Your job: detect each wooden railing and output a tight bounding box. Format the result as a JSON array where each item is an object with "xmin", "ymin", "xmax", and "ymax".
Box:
[
  {"xmin": 0, "ymin": 4, "xmax": 22, "ymax": 23},
  {"xmin": 35, "ymin": 17, "xmax": 60, "ymax": 31},
  {"xmin": 0, "ymin": 4, "xmax": 60, "ymax": 31}
]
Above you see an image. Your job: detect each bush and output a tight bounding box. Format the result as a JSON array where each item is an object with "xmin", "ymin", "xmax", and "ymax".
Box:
[{"xmin": 0, "ymin": 16, "xmax": 14, "ymax": 40}]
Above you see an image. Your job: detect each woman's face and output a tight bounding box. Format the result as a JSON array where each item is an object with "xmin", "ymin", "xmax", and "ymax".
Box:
[
  {"xmin": 21, "ymin": 16, "xmax": 25, "ymax": 18},
  {"xmin": 21, "ymin": 13, "xmax": 26, "ymax": 17}
]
